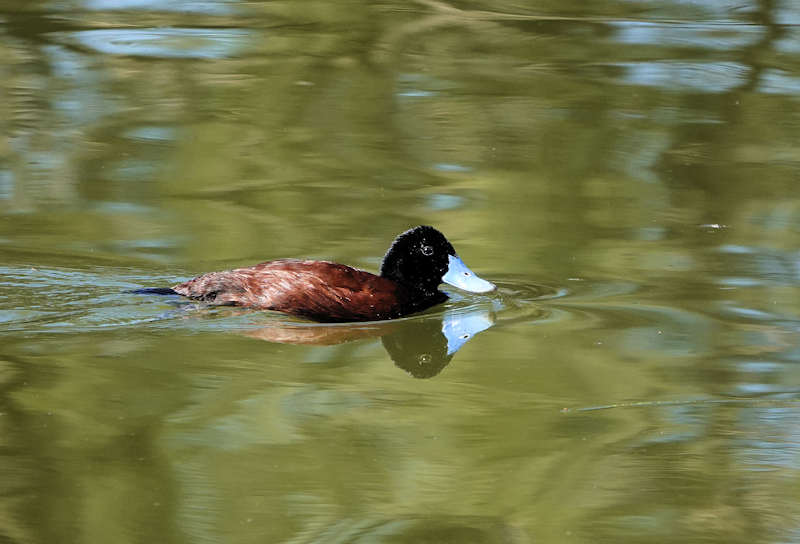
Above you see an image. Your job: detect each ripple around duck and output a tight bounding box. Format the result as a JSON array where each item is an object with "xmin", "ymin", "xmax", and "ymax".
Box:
[
  {"xmin": 0, "ymin": 265, "xmax": 188, "ymax": 334},
  {"xmin": 0, "ymin": 265, "xmax": 641, "ymax": 336},
  {"xmin": 439, "ymin": 275, "xmax": 642, "ymax": 328}
]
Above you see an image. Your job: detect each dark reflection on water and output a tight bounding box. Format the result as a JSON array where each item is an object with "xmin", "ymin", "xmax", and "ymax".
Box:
[
  {"xmin": 204, "ymin": 300, "xmax": 500, "ymax": 379},
  {"xmin": 248, "ymin": 309, "xmax": 496, "ymax": 379}
]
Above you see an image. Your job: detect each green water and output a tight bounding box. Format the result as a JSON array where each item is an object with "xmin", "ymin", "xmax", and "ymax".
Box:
[{"xmin": 2, "ymin": 1, "xmax": 800, "ymax": 542}]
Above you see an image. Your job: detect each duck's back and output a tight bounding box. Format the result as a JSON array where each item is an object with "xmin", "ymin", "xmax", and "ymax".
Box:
[{"xmin": 172, "ymin": 259, "xmax": 412, "ymax": 322}]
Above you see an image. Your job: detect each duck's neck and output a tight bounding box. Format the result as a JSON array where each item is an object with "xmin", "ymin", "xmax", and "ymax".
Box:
[{"xmin": 380, "ymin": 257, "xmax": 441, "ymax": 296}]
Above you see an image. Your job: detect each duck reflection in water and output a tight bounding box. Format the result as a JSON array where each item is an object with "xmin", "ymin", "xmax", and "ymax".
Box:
[{"xmin": 247, "ymin": 307, "xmax": 494, "ymax": 378}]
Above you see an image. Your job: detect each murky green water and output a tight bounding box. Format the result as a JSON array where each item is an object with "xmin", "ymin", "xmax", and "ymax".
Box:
[{"xmin": 2, "ymin": 1, "xmax": 800, "ymax": 542}]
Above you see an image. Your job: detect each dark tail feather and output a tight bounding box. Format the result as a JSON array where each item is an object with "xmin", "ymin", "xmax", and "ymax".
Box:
[{"xmin": 131, "ymin": 287, "xmax": 179, "ymax": 295}]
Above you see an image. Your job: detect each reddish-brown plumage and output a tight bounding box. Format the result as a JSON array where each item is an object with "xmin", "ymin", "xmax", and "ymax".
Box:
[{"xmin": 172, "ymin": 259, "xmax": 437, "ymax": 323}]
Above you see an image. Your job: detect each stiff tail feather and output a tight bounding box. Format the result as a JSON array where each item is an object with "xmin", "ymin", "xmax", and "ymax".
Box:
[{"xmin": 131, "ymin": 287, "xmax": 179, "ymax": 295}]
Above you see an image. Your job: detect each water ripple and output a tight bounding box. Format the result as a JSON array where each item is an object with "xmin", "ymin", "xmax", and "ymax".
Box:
[
  {"xmin": 84, "ymin": 0, "xmax": 236, "ymax": 15},
  {"xmin": 54, "ymin": 28, "xmax": 251, "ymax": 59}
]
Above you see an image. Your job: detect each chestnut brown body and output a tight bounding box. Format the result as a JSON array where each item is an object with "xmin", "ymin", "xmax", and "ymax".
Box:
[{"xmin": 172, "ymin": 259, "xmax": 447, "ymax": 323}]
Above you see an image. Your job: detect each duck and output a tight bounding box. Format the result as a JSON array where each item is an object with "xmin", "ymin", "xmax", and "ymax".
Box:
[{"xmin": 136, "ymin": 225, "xmax": 495, "ymax": 323}]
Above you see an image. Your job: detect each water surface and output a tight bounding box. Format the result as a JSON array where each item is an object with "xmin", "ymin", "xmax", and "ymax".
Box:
[{"xmin": 2, "ymin": 1, "xmax": 800, "ymax": 543}]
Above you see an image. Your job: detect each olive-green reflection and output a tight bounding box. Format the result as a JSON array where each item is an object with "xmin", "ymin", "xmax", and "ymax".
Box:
[{"xmin": 1, "ymin": 0, "xmax": 800, "ymax": 543}]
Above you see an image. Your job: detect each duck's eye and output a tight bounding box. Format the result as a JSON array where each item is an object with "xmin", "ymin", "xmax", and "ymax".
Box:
[{"xmin": 420, "ymin": 244, "xmax": 434, "ymax": 256}]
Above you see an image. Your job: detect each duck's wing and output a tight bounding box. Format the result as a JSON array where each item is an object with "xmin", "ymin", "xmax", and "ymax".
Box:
[{"xmin": 172, "ymin": 259, "xmax": 404, "ymax": 322}]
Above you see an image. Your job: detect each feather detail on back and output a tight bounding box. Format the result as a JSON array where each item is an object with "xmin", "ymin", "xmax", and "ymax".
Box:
[{"xmin": 172, "ymin": 259, "xmax": 413, "ymax": 322}]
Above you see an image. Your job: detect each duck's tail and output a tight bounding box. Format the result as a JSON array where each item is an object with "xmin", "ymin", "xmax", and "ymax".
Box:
[{"xmin": 131, "ymin": 287, "xmax": 179, "ymax": 295}]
